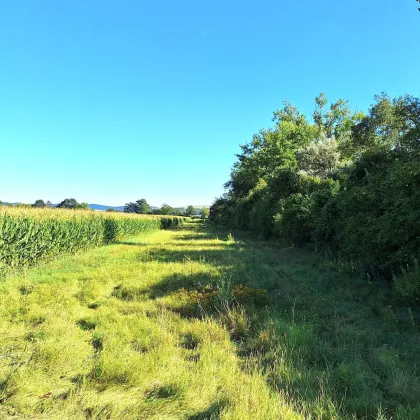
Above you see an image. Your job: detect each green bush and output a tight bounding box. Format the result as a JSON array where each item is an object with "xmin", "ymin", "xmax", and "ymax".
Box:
[
  {"xmin": 320, "ymin": 155, "xmax": 420, "ymax": 273},
  {"xmin": 212, "ymin": 93, "xmax": 420, "ymax": 289},
  {"xmin": 273, "ymin": 193, "xmax": 314, "ymax": 246},
  {"xmin": 393, "ymin": 260, "xmax": 420, "ymax": 306}
]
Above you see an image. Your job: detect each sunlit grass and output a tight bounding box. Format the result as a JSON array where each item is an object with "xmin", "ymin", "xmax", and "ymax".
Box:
[{"xmin": 1, "ymin": 223, "xmax": 420, "ymax": 419}]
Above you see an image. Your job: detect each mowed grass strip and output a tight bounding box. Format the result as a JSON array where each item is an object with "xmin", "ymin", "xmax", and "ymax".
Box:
[
  {"xmin": 1, "ymin": 223, "xmax": 420, "ymax": 419},
  {"xmin": 0, "ymin": 227, "xmax": 299, "ymax": 420}
]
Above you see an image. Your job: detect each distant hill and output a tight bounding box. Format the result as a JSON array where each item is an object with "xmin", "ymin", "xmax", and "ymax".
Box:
[{"xmin": 88, "ymin": 204, "xmax": 125, "ymax": 211}]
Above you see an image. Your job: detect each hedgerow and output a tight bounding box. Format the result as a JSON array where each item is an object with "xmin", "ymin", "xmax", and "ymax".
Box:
[{"xmin": 211, "ymin": 93, "xmax": 420, "ymax": 303}]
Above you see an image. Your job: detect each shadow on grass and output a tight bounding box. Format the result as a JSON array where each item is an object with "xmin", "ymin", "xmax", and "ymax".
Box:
[
  {"xmin": 187, "ymin": 399, "xmax": 229, "ymax": 420},
  {"xmin": 116, "ymin": 241, "xmax": 151, "ymax": 246},
  {"xmin": 148, "ymin": 272, "xmax": 218, "ymax": 299},
  {"xmin": 166, "ymin": 243, "xmax": 228, "ymax": 248},
  {"xmin": 145, "ymin": 224, "xmax": 420, "ymax": 418},
  {"xmin": 138, "ymin": 247, "xmax": 240, "ymax": 265},
  {"xmin": 175, "ymin": 233, "xmax": 217, "ymax": 241}
]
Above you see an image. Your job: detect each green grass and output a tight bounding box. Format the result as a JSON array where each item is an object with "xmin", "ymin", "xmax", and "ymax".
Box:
[
  {"xmin": 0, "ymin": 206, "xmax": 185, "ymax": 274},
  {"xmin": 1, "ymin": 223, "xmax": 419, "ymax": 419}
]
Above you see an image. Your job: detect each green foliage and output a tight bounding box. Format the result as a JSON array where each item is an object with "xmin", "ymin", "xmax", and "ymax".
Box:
[
  {"xmin": 184, "ymin": 205, "xmax": 196, "ymax": 217},
  {"xmin": 159, "ymin": 203, "xmax": 175, "ymax": 215},
  {"xmin": 394, "ymin": 260, "xmax": 420, "ymax": 306},
  {"xmin": 296, "ymin": 137, "xmax": 342, "ymax": 177},
  {"xmin": 0, "ymin": 207, "xmax": 184, "ymax": 272},
  {"xmin": 213, "ymin": 93, "xmax": 420, "ymax": 303},
  {"xmin": 136, "ymin": 198, "xmax": 152, "ymax": 214},
  {"xmin": 124, "ymin": 199, "xmax": 152, "ymax": 214},
  {"xmin": 320, "ymin": 155, "xmax": 420, "ymax": 273},
  {"xmin": 200, "ymin": 207, "xmax": 209, "ymax": 219},
  {"xmin": 57, "ymin": 198, "xmax": 89, "ymax": 210},
  {"xmin": 124, "ymin": 201, "xmax": 139, "ymax": 213},
  {"xmin": 32, "ymin": 199, "xmax": 46, "ymax": 208},
  {"xmin": 273, "ymin": 194, "xmax": 314, "ymax": 246},
  {"xmin": 208, "ymin": 197, "xmax": 235, "ymax": 227}
]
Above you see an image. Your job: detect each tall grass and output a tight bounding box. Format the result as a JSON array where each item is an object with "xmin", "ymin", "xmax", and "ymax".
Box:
[
  {"xmin": 0, "ymin": 207, "xmax": 184, "ymax": 272},
  {"xmin": 1, "ymin": 223, "xmax": 420, "ymax": 418}
]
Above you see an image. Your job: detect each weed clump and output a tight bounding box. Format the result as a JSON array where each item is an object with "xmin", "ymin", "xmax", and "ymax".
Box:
[
  {"xmin": 180, "ymin": 333, "xmax": 200, "ymax": 350},
  {"xmin": 145, "ymin": 383, "xmax": 179, "ymax": 400},
  {"xmin": 169, "ymin": 282, "xmax": 267, "ymax": 318},
  {"xmin": 77, "ymin": 318, "xmax": 97, "ymax": 331},
  {"xmin": 111, "ymin": 284, "xmax": 145, "ymax": 301}
]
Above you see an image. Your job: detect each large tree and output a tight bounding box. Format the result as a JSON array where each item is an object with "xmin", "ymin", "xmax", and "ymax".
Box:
[
  {"xmin": 32, "ymin": 199, "xmax": 46, "ymax": 208},
  {"xmin": 124, "ymin": 202, "xmax": 139, "ymax": 213},
  {"xmin": 136, "ymin": 199, "xmax": 152, "ymax": 214},
  {"xmin": 57, "ymin": 198, "xmax": 89, "ymax": 210},
  {"xmin": 184, "ymin": 205, "xmax": 195, "ymax": 217},
  {"xmin": 124, "ymin": 199, "xmax": 152, "ymax": 214},
  {"xmin": 159, "ymin": 203, "xmax": 175, "ymax": 215},
  {"xmin": 200, "ymin": 207, "xmax": 209, "ymax": 219}
]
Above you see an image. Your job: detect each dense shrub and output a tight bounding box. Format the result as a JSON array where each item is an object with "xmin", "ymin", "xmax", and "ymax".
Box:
[
  {"xmin": 273, "ymin": 194, "xmax": 314, "ymax": 246},
  {"xmin": 324, "ymin": 156, "xmax": 420, "ymax": 272},
  {"xmin": 211, "ymin": 93, "xmax": 420, "ymax": 304}
]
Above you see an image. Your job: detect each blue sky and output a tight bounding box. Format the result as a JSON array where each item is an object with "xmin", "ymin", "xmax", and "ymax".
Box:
[{"xmin": 1, "ymin": 1, "xmax": 419, "ymax": 207}]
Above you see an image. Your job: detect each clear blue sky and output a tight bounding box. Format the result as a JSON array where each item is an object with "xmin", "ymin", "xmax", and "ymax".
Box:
[{"xmin": 1, "ymin": 1, "xmax": 419, "ymax": 207}]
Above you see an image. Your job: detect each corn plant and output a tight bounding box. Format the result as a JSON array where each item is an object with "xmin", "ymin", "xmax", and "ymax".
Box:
[{"xmin": 0, "ymin": 207, "xmax": 185, "ymax": 272}]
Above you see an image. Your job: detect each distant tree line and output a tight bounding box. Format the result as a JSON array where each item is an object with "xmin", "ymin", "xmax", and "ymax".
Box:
[
  {"xmin": 0, "ymin": 198, "xmax": 89, "ymax": 210},
  {"xmin": 0, "ymin": 198, "xmax": 210, "ymax": 219},
  {"xmin": 123, "ymin": 199, "xmax": 208, "ymax": 218},
  {"xmin": 210, "ymin": 93, "xmax": 420, "ymax": 302}
]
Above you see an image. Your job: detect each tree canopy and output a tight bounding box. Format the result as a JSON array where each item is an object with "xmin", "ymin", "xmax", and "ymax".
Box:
[
  {"xmin": 184, "ymin": 205, "xmax": 196, "ymax": 217},
  {"xmin": 124, "ymin": 198, "xmax": 152, "ymax": 214},
  {"xmin": 32, "ymin": 199, "xmax": 46, "ymax": 208},
  {"xmin": 211, "ymin": 93, "xmax": 420, "ymax": 284},
  {"xmin": 57, "ymin": 198, "xmax": 89, "ymax": 210}
]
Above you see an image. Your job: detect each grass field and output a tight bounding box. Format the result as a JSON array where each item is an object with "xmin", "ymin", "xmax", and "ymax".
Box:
[{"xmin": 1, "ymin": 222, "xmax": 419, "ymax": 419}]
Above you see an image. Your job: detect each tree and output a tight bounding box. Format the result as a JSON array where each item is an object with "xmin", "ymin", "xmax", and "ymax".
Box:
[
  {"xmin": 46, "ymin": 201, "xmax": 53, "ymax": 208},
  {"xmin": 57, "ymin": 198, "xmax": 79, "ymax": 209},
  {"xmin": 184, "ymin": 205, "xmax": 195, "ymax": 217},
  {"xmin": 57, "ymin": 198, "xmax": 88, "ymax": 210},
  {"xmin": 106, "ymin": 208, "xmax": 116, "ymax": 212},
  {"xmin": 159, "ymin": 203, "xmax": 175, "ymax": 215},
  {"xmin": 124, "ymin": 199, "xmax": 152, "ymax": 214},
  {"xmin": 32, "ymin": 199, "xmax": 46, "ymax": 208},
  {"xmin": 124, "ymin": 202, "xmax": 139, "ymax": 213},
  {"xmin": 136, "ymin": 198, "xmax": 152, "ymax": 214},
  {"xmin": 350, "ymin": 93, "xmax": 419, "ymax": 156},
  {"xmin": 296, "ymin": 137, "xmax": 342, "ymax": 177},
  {"xmin": 200, "ymin": 207, "xmax": 209, "ymax": 219}
]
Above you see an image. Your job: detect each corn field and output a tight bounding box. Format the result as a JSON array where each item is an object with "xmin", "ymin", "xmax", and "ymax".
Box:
[{"xmin": 0, "ymin": 207, "xmax": 184, "ymax": 272}]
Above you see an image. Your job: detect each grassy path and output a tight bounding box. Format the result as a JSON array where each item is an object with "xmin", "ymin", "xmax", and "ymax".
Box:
[{"xmin": 1, "ymin": 223, "xmax": 420, "ymax": 419}]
